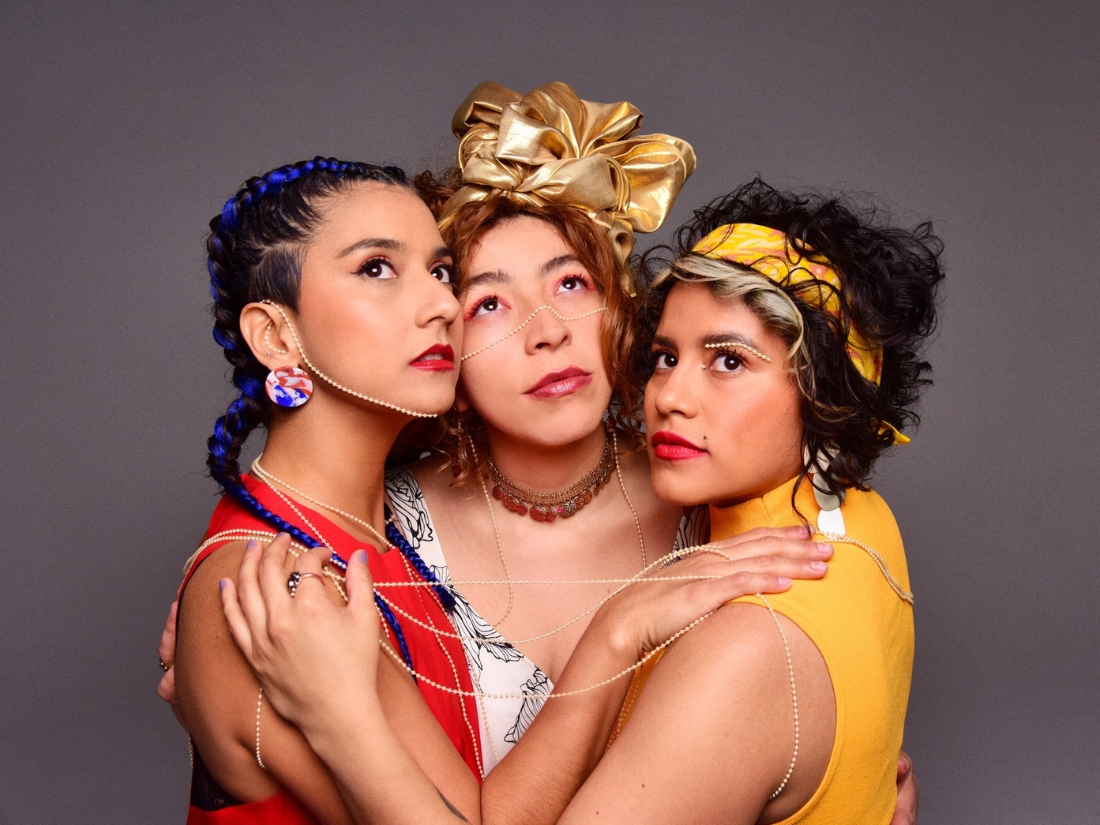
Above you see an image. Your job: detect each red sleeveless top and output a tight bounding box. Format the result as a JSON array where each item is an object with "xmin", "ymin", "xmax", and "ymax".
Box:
[{"xmin": 179, "ymin": 476, "xmax": 481, "ymax": 823}]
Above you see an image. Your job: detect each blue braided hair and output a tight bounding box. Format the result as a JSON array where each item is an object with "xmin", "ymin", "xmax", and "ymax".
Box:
[{"xmin": 205, "ymin": 156, "xmax": 417, "ymax": 667}]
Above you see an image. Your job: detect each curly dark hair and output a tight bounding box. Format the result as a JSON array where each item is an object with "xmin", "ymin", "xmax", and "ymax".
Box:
[{"xmin": 638, "ymin": 178, "xmax": 945, "ymax": 497}]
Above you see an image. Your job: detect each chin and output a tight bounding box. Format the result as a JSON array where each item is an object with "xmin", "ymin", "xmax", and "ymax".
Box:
[{"xmin": 649, "ymin": 465, "xmax": 709, "ymax": 508}]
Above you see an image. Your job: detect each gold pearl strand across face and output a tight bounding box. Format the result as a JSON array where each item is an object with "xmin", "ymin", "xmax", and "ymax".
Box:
[{"xmin": 262, "ymin": 300, "xmax": 441, "ymax": 419}]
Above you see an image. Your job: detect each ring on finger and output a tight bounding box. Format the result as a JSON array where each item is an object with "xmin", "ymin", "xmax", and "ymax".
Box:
[
  {"xmin": 158, "ymin": 658, "xmax": 170, "ymax": 672},
  {"xmin": 287, "ymin": 571, "xmax": 325, "ymax": 598}
]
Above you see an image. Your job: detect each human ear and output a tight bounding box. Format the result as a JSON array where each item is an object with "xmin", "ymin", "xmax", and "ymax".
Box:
[{"xmin": 239, "ymin": 302, "xmax": 302, "ymax": 372}]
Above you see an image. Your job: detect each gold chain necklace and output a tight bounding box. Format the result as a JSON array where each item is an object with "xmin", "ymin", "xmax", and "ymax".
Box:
[{"xmin": 488, "ymin": 434, "xmax": 614, "ymax": 521}]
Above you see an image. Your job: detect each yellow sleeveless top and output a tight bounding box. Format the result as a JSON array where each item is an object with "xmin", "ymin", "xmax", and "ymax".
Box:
[{"xmin": 610, "ymin": 477, "xmax": 914, "ymax": 824}]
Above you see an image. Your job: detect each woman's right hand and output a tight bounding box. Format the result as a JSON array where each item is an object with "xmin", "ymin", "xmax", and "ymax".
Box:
[{"xmin": 593, "ymin": 524, "xmax": 831, "ymax": 661}]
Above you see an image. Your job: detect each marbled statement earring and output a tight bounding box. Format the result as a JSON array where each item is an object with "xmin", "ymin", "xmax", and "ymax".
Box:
[{"xmin": 265, "ymin": 366, "xmax": 313, "ymax": 408}]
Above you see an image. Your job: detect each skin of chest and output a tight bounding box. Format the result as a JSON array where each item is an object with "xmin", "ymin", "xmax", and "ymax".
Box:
[{"xmin": 412, "ymin": 450, "xmax": 680, "ymax": 682}]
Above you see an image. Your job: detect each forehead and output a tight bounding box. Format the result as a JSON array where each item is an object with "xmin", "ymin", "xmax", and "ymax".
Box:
[
  {"xmin": 468, "ymin": 215, "xmax": 573, "ymax": 270},
  {"xmin": 656, "ymin": 282, "xmax": 765, "ymax": 339},
  {"xmin": 311, "ymin": 183, "xmax": 442, "ymax": 250}
]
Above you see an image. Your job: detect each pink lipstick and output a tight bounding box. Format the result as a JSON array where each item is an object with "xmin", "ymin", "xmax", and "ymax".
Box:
[
  {"xmin": 411, "ymin": 343, "xmax": 455, "ymax": 371},
  {"xmin": 651, "ymin": 430, "xmax": 708, "ymax": 461},
  {"xmin": 525, "ymin": 367, "xmax": 592, "ymax": 399}
]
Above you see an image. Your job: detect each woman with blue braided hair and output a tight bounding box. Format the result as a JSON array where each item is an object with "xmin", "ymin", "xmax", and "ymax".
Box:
[
  {"xmin": 172, "ymin": 151, "xmax": 823, "ymax": 825},
  {"xmin": 174, "ymin": 156, "xmax": 483, "ymax": 823}
]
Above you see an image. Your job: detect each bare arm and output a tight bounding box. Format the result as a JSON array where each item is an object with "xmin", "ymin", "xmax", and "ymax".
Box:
[
  {"xmin": 559, "ymin": 602, "xmax": 836, "ymax": 825},
  {"xmin": 223, "ymin": 532, "xmax": 829, "ymax": 824},
  {"xmin": 175, "ymin": 540, "xmax": 356, "ymax": 824}
]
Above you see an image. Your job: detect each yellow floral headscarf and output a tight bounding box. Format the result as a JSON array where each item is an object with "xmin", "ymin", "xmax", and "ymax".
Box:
[
  {"xmin": 440, "ymin": 81, "xmax": 696, "ymax": 296},
  {"xmin": 693, "ymin": 222, "xmax": 909, "ymax": 444}
]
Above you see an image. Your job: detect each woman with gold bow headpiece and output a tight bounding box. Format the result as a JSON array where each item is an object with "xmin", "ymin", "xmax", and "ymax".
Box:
[
  {"xmin": 199, "ymin": 83, "xmax": 839, "ymax": 822},
  {"xmin": 574, "ymin": 179, "xmax": 944, "ymax": 823}
]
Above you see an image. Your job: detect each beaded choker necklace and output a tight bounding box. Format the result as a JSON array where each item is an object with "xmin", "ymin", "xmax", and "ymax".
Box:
[{"xmin": 488, "ymin": 435, "xmax": 614, "ymax": 522}]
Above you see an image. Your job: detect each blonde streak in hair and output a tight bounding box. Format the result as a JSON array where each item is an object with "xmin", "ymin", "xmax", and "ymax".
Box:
[{"xmin": 662, "ymin": 255, "xmax": 807, "ymax": 364}]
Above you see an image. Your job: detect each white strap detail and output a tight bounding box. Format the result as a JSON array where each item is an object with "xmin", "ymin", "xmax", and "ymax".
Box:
[{"xmin": 817, "ymin": 506, "xmax": 846, "ymax": 535}]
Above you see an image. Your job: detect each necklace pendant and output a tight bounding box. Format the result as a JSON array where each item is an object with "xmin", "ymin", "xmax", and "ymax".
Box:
[
  {"xmin": 530, "ymin": 505, "xmax": 556, "ymax": 522},
  {"xmin": 559, "ymin": 499, "xmax": 578, "ymax": 518}
]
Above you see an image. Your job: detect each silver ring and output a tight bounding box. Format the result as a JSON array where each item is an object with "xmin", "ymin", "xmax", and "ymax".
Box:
[{"xmin": 287, "ymin": 571, "xmax": 324, "ymax": 597}]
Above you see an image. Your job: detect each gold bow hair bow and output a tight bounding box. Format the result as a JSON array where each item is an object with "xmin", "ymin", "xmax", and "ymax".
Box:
[{"xmin": 440, "ymin": 81, "xmax": 697, "ymax": 296}]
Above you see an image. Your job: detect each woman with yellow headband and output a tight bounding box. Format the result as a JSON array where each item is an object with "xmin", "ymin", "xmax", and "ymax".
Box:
[{"xmin": 565, "ymin": 179, "xmax": 943, "ymax": 823}]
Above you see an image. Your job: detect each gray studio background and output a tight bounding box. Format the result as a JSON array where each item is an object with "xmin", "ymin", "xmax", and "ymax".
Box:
[{"xmin": 2, "ymin": 2, "xmax": 1097, "ymax": 822}]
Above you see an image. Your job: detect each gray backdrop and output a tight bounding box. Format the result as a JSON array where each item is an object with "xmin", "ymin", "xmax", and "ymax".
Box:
[{"xmin": 2, "ymin": 1, "xmax": 1096, "ymax": 822}]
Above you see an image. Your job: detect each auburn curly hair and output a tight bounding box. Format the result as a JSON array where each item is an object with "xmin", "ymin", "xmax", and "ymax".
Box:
[
  {"xmin": 404, "ymin": 170, "xmax": 644, "ymax": 483},
  {"xmin": 638, "ymin": 178, "xmax": 945, "ymax": 498}
]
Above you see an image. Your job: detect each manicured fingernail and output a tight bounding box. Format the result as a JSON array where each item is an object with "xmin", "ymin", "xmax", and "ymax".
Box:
[
  {"xmin": 353, "ymin": 549, "xmax": 368, "ymax": 564},
  {"xmin": 816, "ymin": 543, "xmax": 834, "ymax": 557},
  {"xmin": 246, "ymin": 540, "xmax": 258, "ymax": 551},
  {"xmin": 777, "ymin": 577, "xmax": 792, "ymax": 587},
  {"xmin": 810, "ymin": 561, "xmax": 828, "ymax": 572},
  {"xmin": 219, "ymin": 578, "xmax": 228, "ymax": 590}
]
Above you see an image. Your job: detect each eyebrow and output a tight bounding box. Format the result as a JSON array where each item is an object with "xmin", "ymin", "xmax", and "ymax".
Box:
[
  {"xmin": 702, "ymin": 332, "xmax": 773, "ymax": 362},
  {"xmin": 337, "ymin": 237, "xmax": 407, "ymax": 258},
  {"xmin": 465, "ymin": 254, "xmax": 583, "ymax": 292},
  {"xmin": 540, "ymin": 254, "xmax": 583, "ymax": 277},
  {"xmin": 465, "ymin": 269, "xmax": 512, "ymax": 290},
  {"xmin": 702, "ymin": 332, "xmax": 762, "ymax": 349}
]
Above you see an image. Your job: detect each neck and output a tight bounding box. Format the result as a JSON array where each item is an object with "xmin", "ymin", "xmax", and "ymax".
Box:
[
  {"xmin": 258, "ymin": 391, "xmax": 410, "ymax": 529},
  {"xmin": 484, "ymin": 423, "xmax": 608, "ymax": 493}
]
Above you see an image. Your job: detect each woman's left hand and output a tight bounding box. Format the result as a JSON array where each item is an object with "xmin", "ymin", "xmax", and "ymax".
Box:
[{"xmin": 220, "ymin": 534, "xmax": 383, "ymax": 737}]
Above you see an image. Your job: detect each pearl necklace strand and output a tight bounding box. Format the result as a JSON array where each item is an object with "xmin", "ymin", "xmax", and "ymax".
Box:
[
  {"xmin": 261, "ymin": 300, "xmax": 438, "ymax": 419},
  {"xmin": 251, "ymin": 456, "xmax": 396, "ymax": 553}
]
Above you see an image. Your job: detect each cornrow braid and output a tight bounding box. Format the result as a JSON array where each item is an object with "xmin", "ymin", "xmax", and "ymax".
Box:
[{"xmin": 204, "ymin": 157, "xmax": 418, "ymax": 667}]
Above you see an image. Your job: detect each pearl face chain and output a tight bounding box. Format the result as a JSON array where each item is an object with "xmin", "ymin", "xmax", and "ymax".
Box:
[
  {"xmin": 261, "ymin": 300, "xmax": 440, "ymax": 418},
  {"xmin": 459, "ymin": 304, "xmax": 608, "ymax": 362},
  {"xmin": 703, "ymin": 339, "xmax": 773, "ymax": 362}
]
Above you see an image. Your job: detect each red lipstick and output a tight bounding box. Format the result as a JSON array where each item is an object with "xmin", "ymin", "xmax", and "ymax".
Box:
[
  {"xmin": 411, "ymin": 343, "xmax": 455, "ymax": 371},
  {"xmin": 651, "ymin": 430, "xmax": 708, "ymax": 461},
  {"xmin": 525, "ymin": 367, "xmax": 592, "ymax": 399}
]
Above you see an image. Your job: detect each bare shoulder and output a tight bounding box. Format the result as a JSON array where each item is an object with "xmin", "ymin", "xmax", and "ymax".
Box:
[{"xmin": 567, "ymin": 601, "xmax": 836, "ymax": 824}]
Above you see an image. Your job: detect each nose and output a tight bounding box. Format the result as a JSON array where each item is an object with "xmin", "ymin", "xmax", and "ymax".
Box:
[
  {"xmin": 414, "ymin": 270, "xmax": 461, "ymax": 330},
  {"xmin": 524, "ymin": 305, "xmax": 570, "ymax": 354},
  {"xmin": 649, "ymin": 358, "xmax": 699, "ymax": 420}
]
